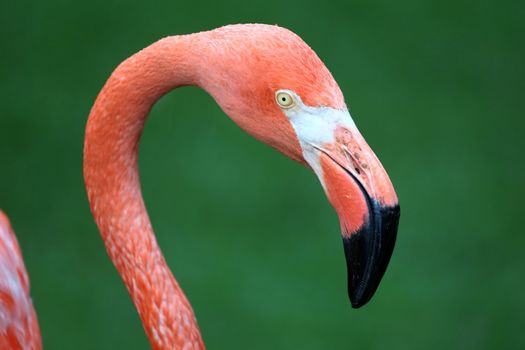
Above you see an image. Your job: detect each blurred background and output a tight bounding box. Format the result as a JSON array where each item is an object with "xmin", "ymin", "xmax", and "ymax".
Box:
[{"xmin": 1, "ymin": 0, "xmax": 524, "ymax": 349}]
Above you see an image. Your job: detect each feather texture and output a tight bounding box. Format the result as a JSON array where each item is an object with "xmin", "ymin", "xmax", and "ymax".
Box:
[{"xmin": 0, "ymin": 212, "xmax": 41, "ymax": 350}]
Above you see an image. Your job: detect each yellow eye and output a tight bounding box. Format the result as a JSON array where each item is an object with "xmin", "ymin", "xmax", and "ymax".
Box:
[{"xmin": 276, "ymin": 91, "xmax": 295, "ymax": 108}]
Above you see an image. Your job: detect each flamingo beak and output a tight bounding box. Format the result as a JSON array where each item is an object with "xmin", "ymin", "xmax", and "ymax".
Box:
[
  {"xmin": 278, "ymin": 93, "xmax": 400, "ymax": 308},
  {"xmin": 313, "ymin": 125, "xmax": 400, "ymax": 308}
]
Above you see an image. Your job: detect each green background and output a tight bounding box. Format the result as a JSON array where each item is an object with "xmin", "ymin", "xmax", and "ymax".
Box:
[{"xmin": 1, "ymin": 0, "xmax": 523, "ymax": 349}]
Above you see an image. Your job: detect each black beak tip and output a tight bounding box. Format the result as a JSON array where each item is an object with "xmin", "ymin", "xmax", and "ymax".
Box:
[
  {"xmin": 350, "ymin": 297, "xmax": 367, "ymax": 309},
  {"xmin": 343, "ymin": 203, "xmax": 400, "ymax": 309}
]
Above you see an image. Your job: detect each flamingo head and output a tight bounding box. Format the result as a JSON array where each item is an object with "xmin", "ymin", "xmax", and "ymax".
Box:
[{"xmin": 200, "ymin": 24, "xmax": 400, "ymax": 308}]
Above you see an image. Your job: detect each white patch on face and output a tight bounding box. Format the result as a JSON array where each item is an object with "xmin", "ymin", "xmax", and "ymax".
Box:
[{"xmin": 276, "ymin": 89, "xmax": 356, "ymax": 188}]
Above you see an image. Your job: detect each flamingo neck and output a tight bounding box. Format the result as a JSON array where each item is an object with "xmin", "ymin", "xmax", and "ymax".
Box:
[{"xmin": 83, "ymin": 36, "xmax": 206, "ymax": 350}]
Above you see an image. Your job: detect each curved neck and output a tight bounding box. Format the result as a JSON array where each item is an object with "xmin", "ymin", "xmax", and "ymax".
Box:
[{"xmin": 84, "ymin": 36, "xmax": 205, "ymax": 350}]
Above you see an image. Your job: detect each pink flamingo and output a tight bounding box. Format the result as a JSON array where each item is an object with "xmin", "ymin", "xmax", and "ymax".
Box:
[
  {"xmin": 0, "ymin": 213, "xmax": 41, "ymax": 349},
  {"xmin": 0, "ymin": 24, "xmax": 400, "ymax": 349}
]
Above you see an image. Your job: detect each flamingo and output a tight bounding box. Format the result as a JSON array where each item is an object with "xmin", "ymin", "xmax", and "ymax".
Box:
[
  {"xmin": 0, "ymin": 24, "xmax": 400, "ymax": 349},
  {"xmin": 0, "ymin": 212, "xmax": 41, "ymax": 349}
]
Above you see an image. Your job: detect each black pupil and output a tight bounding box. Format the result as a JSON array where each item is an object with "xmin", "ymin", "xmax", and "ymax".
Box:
[{"xmin": 282, "ymin": 97, "xmax": 286, "ymax": 101}]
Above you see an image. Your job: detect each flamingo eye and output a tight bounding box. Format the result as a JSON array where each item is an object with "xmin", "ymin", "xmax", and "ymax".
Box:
[{"xmin": 276, "ymin": 91, "xmax": 295, "ymax": 108}]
